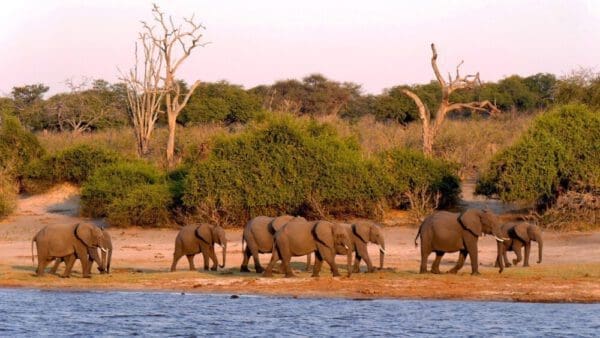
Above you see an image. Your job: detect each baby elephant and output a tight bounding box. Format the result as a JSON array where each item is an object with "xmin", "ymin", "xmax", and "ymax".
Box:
[
  {"xmin": 497, "ymin": 222, "xmax": 543, "ymax": 267},
  {"xmin": 170, "ymin": 223, "xmax": 227, "ymax": 272}
]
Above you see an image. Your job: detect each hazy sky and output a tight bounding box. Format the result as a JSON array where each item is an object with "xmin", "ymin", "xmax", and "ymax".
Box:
[{"xmin": 1, "ymin": 0, "xmax": 599, "ymax": 96}]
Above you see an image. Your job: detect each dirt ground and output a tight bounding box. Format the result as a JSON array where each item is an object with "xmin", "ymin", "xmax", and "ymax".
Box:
[{"xmin": 1, "ymin": 184, "xmax": 599, "ymax": 303}]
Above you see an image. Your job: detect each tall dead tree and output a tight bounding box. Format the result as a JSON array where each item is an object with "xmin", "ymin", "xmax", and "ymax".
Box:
[
  {"xmin": 143, "ymin": 4, "xmax": 207, "ymax": 167},
  {"xmin": 121, "ymin": 36, "xmax": 164, "ymax": 156},
  {"xmin": 402, "ymin": 43, "xmax": 500, "ymax": 156}
]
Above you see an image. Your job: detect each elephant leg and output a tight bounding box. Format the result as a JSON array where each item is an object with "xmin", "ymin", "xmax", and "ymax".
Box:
[
  {"xmin": 263, "ymin": 247, "xmax": 279, "ymax": 277},
  {"xmin": 186, "ymin": 255, "xmax": 196, "ymax": 271},
  {"xmin": 49, "ymin": 258, "xmax": 62, "ymax": 275},
  {"xmin": 513, "ymin": 245, "xmax": 523, "ymax": 266},
  {"xmin": 523, "ymin": 242, "xmax": 531, "ymax": 267},
  {"xmin": 209, "ymin": 246, "xmax": 218, "ymax": 271},
  {"xmin": 201, "ymin": 250, "xmax": 210, "ymax": 271},
  {"xmin": 353, "ymin": 252, "xmax": 362, "ymax": 273},
  {"xmin": 249, "ymin": 242, "xmax": 264, "ymax": 274},
  {"xmin": 62, "ymin": 255, "xmax": 77, "ymax": 278},
  {"xmin": 464, "ymin": 240, "xmax": 480, "ymax": 275},
  {"xmin": 312, "ymin": 251, "xmax": 323, "ymax": 277},
  {"xmin": 170, "ymin": 251, "xmax": 183, "ymax": 272},
  {"xmin": 431, "ymin": 251, "xmax": 444, "ymax": 274},
  {"xmin": 36, "ymin": 255, "xmax": 51, "ymax": 276},
  {"xmin": 318, "ymin": 245, "xmax": 340, "ymax": 277},
  {"xmin": 359, "ymin": 244, "xmax": 374, "ymax": 273},
  {"xmin": 305, "ymin": 253, "xmax": 311, "ymax": 272},
  {"xmin": 240, "ymin": 246, "xmax": 251, "ymax": 273},
  {"xmin": 503, "ymin": 248, "xmax": 512, "ymax": 267},
  {"xmin": 448, "ymin": 250, "xmax": 467, "ymax": 274},
  {"xmin": 420, "ymin": 245, "xmax": 432, "ymax": 274}
]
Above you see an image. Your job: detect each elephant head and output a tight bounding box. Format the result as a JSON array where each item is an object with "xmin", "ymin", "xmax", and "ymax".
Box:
[
  {"xmin": 458, "ymin": 209, "xmax": 505, "ymax": 273},
  {"xmin": 75, "ymin": 223, "xmax": 108, "ymax": 252},
  {"xmin": 98, "ymin": 229, "xmax": 112, "ymax": 274},
  {"xmin": 313, "ymin": 221, "xmax": 352, "ymax": 277},
  {"xmin": 353, "ymin": 222, "xmax": 386, "ymax": 269},
  {"xmin": 514, "ymin": 223, "xmax": 543, "ymax": 264}
]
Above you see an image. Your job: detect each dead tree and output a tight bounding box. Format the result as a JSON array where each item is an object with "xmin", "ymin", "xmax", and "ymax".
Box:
[
  {"xmin": 121, "ymin": 36, "xmax": 164, "ymax": 157},
  {"xmin": 402, "ymin": 43, "xmax": 500, "ymax": 156},
  {"xmin": 142, "ymin": 4, "xmax": 207, "ymax": 167}
]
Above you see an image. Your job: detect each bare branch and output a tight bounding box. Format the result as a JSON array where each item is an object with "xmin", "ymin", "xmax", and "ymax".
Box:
[{"xmin": 430, "ymin": 43, "xmax": 446, "ymax": 87}]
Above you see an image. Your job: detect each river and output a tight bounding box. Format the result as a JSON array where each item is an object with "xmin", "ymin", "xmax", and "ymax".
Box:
[{"xmin": 0, "ymin": 288, "xmax": 597, "ymax": 336}]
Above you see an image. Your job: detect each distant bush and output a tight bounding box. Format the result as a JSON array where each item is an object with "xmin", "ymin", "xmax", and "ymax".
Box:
[
  {"xmin": 106, "ymin": 184, "xmax": 172, "ymax": 227},
  {"xmin": 22, "ymin": 144, "xmax": 121, "ymax": 193},
  {"xmin": 0, "ymin": 172, "xmax": 17, "ymax": 218},
  {"xmin": 80, "ymin": 161, "xmax": 169, "ymax": 226},
  {"xmin": 476, "ymin": 104, "xmax": 600, "ymax": 206},
  {"xmin": 0, "ymin": 114, "xmax": 45, "ymax": 180},
  {"xmin": 181, "ymin": 115, "xmax": 460, "ymax": 226}
]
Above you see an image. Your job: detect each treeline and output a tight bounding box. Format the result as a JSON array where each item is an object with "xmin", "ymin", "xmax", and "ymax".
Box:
[{"xmin": 2, "ymin": 69, "xmax": 600, "ymax": 132}]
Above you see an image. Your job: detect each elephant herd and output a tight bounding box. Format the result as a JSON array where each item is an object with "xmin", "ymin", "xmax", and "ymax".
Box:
[{"xmin": 30, "ymin": 208, "xmax": 543, "ymax": 279}]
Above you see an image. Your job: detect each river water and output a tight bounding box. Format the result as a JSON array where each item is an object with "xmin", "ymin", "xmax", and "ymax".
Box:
[{"xmin": 0, "ymin": 289, "xmax": 597, "ymax": 337}]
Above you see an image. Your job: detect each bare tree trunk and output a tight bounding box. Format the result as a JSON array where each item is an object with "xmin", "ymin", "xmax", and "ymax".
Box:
[{"xmin": 166, "ymin": 112, "xmax": 177, "ymax": 165}]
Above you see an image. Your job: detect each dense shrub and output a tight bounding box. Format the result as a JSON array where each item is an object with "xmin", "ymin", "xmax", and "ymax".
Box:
[
  {"xmin": 80, "ymin": 161, "xmax": 169, "ymax": 227},
  {"xmin": 476, "ymin": 104, "xmax": 600, "ymax": 205},
  {"xmin": 22, "ymin": 144, "xmax": 121, "ymax": 193},
  {"xmin": 0, "ymin": 114, "xmax": 45, "ymax": 179},
  {"xmin": 0, "ymin": 172, "xmax": 17, "ymax": 218},
  {"xmin": 181, "ymin": 115, "xmax": 461, "ymax": 226}
]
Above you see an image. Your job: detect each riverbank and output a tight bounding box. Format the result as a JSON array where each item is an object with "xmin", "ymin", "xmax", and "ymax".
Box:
[{"xmin": 1, "ymin": 184, "xmax": 599, "ymax": 303}]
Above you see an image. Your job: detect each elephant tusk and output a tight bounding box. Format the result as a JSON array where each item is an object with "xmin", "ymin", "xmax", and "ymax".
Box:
[
  {"xmin": 100, "ymin": 247, "xmax": 109, "ymax": 253},
  {"xmin": 379, "ymin": 246, "xmax": 386, "ymax": 254},
  {"xmin": 494, "ymin": 236, "xmax": 504, "ymax": 243}
]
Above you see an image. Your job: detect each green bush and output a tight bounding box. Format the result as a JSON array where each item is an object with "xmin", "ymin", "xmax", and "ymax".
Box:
[
  {"xmin": 106, "ymin": 184, "xmax": 171, "ymax": 227},
  {"xmin": 0, "ymin": 172, "xmax": 17, "ymax": 218},
  {"xmin": 80, "ymin": 161, "xmax": 166, "ymax": 221},
  {"xmin": 0, "ymin": 113, "xmax": 45, "ymax": 180},
  {"xmin": 22, "ymin": 144, "xmax": 121, "ymax": 193},
  {"xmin": 476, "ymin": 104, "xmax": 600, "ymax": 205},
  {"xmin": 181, "ymin": 115, "xmax": 461, "ymax": 226}
]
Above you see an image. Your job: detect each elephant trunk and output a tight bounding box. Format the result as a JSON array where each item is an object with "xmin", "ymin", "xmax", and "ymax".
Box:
[
  {"xmin": 496, "ymin": 240, "xmax": 504, "ymax": 273},
  {"xmin": 219, "ymin": 243, "xmax": 227, "ymax": 269},
  {"xmin": 346, "ymin": 242, "xmax": 352, "ymax": 277},
  {"xmin": 107, "ymin": 249, "xmax": 112, "ymax": 274},
  {"xmin": 378, "ymin": 240, "xmax": 385, "ymax": 270},
  {"xmin": 100, "ymin": 248, "xmax": 108, "ymax": 273},
  {"xmin": 536, "ymin": 234, "xmax": 543, "ymax": 264}
]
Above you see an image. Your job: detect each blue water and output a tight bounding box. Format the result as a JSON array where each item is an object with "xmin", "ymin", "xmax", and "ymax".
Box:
[{"xmin": 0, "ymin": 288, "xmax": 597, "ymax": 337}]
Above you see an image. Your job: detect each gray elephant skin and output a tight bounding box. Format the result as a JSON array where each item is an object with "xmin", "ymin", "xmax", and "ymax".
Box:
[
  {"xmin": 170, "ymin": 223, "xmax": 227, "ymax": 271},
  {"xmin": 415, "ymin": 209, "xmax": 506, "ymax": 275},
  {"xmin": 497, "ymin": 222, "xmax": 543, "ymax": 267},
  {"xmin": 345, "ymin": 221, "xmax": 386, "ymax": 273},
  {"xmin": 264, "ymin": 219, "xmax": 352, "ymax": 278},
  {"xmin": 50, "ymin": 228, "xmax": 113, "ymax": 275},
  {"xmin": 240, "ymin": 215, "xmax": 310, "ymax": 273},
  {"xmin": 32, "ymin": 223, "xmax": 109, "ymax": 278}
]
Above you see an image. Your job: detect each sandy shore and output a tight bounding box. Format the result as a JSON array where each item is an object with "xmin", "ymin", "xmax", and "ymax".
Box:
[{"xmin": 1, "ymin": 184, "xmax": 599, "ymax": 303}]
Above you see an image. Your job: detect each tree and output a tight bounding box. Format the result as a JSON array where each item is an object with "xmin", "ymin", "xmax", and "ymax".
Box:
[
  {"xmin": 402, "ymin": 44, "xmax": 500, "ymax": 156},
  {"xmin": 142, "ymin": 4, "xmax": 207, "ymax": 167},
  {"xmin": 11, "ymin": 84, "xmax": 49, "ymax": 110}
]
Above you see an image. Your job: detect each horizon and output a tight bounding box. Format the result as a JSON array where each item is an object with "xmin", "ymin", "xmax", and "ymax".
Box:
[{"xmin": 1, "ymin": 0, "xmax": 599, "ymax": 96}]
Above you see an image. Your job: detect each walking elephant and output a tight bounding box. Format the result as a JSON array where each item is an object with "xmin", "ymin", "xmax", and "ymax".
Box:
[
  {"xmin": 414, "ymin": 209, "xmax": 506, "ymax": 275},
  {"xmin": 496, "ymin": 222, "xmax": 543, "ymax": 267},
  {"xmin": 32, "ymin": 223, "xmax": 109, "ymax": 278},
  {"xmin": 346, "ymin": 221, "xmax": 386, "ymax": 273},
  {"xmin": 170, "ymin": 223, "xmax": 227, "ymax": 272},
  {"xmin": 50, "ymin": 228, "xmax": 113, "ymax": 275},
  {"xmin": 240, "ymin": 215, "xmax": 310, "ymax": 273},
  {"xmin": 263, "ymin": 219, "xmax": 352, "ymax": 278}
]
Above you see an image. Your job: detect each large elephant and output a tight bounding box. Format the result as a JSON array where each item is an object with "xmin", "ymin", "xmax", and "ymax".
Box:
[
  {"xmin": 32, "ymin": 223, "xmax": 109, "ymax": 278},
  {"xmin": 170, "ymin": 223, "xmax": 227, "ymax": 272},
  {"xmin": 240, "ymin": 215, "xmax": 310, "ymax": 273},
  {"xmin": 414, "ymin": 209, "xmax": 506, "ymax": 275},
  {"xmin": 263, "ymin": 219, "xmax": 352, "ymax": 278},
  {"xmin": 497, "ymin": 222, "xmax": 543, "ymax": 267},
  {"xmin": 49, "ymin": 228, "xmax": 113, "ymax": 275},
  {"xmin": 346, "ymin": 221, "xmax": 386, "ymax": 273}
]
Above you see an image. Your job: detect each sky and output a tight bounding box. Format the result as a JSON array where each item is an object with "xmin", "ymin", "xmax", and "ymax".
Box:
[{"xmin": 1, "ymin": 0, "xmax": 599, "ymax": 96}]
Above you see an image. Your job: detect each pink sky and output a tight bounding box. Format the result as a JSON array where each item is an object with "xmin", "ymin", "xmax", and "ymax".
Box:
[{"xmin": 1, "ymin": 0, "xmax": 599, "ymax": 96}]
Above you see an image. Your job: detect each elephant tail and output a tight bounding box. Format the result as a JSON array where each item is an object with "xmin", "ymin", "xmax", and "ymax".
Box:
[
  {"xmin": 414, "ymin": 226, "xmax": 422, "ymax": 248},
  {"xmin": 241, "ymin": 235, "xmax": 246, "ymax": 253},
  {"xmin": 31, "ymin": 236, "xmax": 36, "ymax": 267}
]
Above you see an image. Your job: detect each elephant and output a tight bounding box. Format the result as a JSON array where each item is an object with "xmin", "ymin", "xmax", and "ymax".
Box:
[
  {"xmin": 344, "ymin": 221, "xmax": 386, "ymax": 273},
  {"xmin": 414, "ymin": 209, "xmax": 507, "ymax": 275},
  {"xmin": 240, "ymin": 215, "xmax": 310, "ymax": 273},
  {"xmin": 170, "ymin": 223, "xmax": 227, "ymax": 272},
  {"xmin": 49, "ymin": 228, "xmax": 113, "ymax": 275},
  {"xmin": 31, "ymin": 223, "xmax": 109, "ymax": 278},
  {"xmin": 496, "ymin": 222, "xmax": 543, "ymax": 267},
  {"xmin": 263, "ymin": 219, "xmax": 352, "ymax": 278}
]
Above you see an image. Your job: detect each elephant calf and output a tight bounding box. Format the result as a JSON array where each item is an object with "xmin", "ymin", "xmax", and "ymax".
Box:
[
  {"xmin": 496, "ymin": 222, "xmax": 543, "ymax": 267},
  {"xmin": 170, "ymin": 223, "xmax": 227, "ymax": 272},
  {"xmin": 32, "ymin": 223, "xmax": 109, "ymax": 278},
  {"xmin": 342, "ymin": 221, "xmax": 386, "ymax": 273}
]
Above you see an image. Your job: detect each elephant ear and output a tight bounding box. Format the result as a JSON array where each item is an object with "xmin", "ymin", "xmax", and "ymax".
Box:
[
  {"xmin": 194, "ymin": 224, "xmax": 212, "ymax": 244},
  {"xmin": 458, "ymin": 209, "xmax": 482, "ymax": 237},
  {"xmin": 75, "ymin": 223, "xmax": 95, "ymax": 247},
  {"xmin": 312, "ymin": 221, "xmax": 334, "ymax": 248},
  {"xmin": 352, "ymin": 223, "xmax": 370, "ymax": 243},
  {"xmin": 514, "ymin": 223, "xmax": 530, "ymax": 242}
]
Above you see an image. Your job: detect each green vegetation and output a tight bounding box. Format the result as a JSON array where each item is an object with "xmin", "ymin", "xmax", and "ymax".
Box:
[
  {"xmin": 0, "ymin": 114, "xmax": 45, "ymax": 179},
  {"xmin": 476, "ymin": 104, "xmax": 600, "ymax": 205}
]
